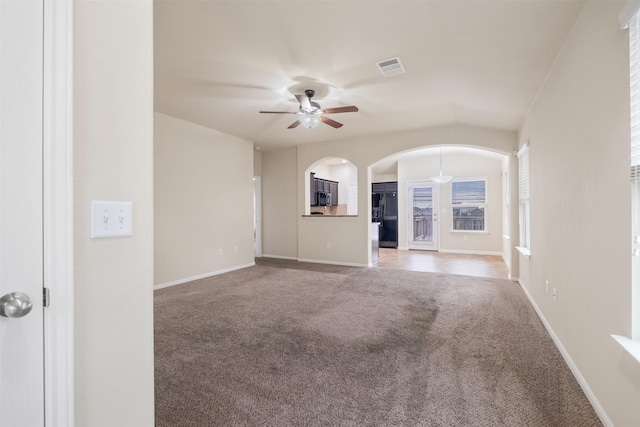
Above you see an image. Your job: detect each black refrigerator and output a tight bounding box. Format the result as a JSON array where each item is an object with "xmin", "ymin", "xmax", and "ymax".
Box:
[{"xmin": 372, "ymin": 182, "xmax": 398, "ymax": 248}]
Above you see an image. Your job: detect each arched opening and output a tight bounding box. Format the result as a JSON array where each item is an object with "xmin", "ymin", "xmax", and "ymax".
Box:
[
  {"xmin": 370, "ymin": 145, "xmax": 511, "ymax": 268},
  {"xmin": 305, "ymin": 157, "xmax": 358, "ymax": 216}
]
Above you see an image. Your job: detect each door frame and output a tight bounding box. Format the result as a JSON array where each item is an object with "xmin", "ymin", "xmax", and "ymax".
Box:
[
  {"xmin": 254, "ymin": 176, "xmax": 262, "ymax": 257},
  {"xmin": 43, "ymin": 0, "xmax": 74, "ymax": 425},
  {"xmin": 407, "ymin": 180, "xmax": 439, "ymax": 251}
]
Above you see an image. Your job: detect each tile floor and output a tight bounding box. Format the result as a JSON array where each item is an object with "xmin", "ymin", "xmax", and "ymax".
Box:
[{"xmin": 374, "ymin": 248, "xmax": 510, "ymax": 280}]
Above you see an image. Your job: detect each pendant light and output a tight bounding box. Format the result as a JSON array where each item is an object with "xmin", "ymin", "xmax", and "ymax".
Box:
[{"xmin": 430, "ymin": 148, "xmax": 452, "ymax": 184}]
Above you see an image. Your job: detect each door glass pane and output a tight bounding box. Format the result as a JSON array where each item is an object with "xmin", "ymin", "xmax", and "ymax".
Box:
[{"xmin": 412, "ymin": 187, "xmax": 433, "ymax": 242}]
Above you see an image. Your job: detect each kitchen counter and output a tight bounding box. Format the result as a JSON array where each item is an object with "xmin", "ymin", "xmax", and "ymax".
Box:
[{"xmin": 301, "ymin": 215, "xmax": 358, "ymax": 218}]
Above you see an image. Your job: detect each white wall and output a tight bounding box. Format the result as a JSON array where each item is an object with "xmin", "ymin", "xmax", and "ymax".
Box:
[
  {"xmin": 331, "ymin": 163, "xmax": 356, "ymax": 205},
  {"xmin": 519, "ymin": 1, "xmax": 638, "ymax": 425},
  {"xmin": 262, "ymin": 147, "xmax": 298, "ymax": 258},
  {"xmin": 73, "ymin": 0, "xmax": 154, "ymax": 424},
  {"xmin": 397, "ymin": 150, "xmax": 504, "ymax": 254},
  {"xmin": 254, "ymin": 150, "xmax": 262, "ymax": 176},
  {"xmin": 372, "ymin": 172, "xmax": 398, "ymax": 182},
  {"xmin": 154, "ymin": 113, "xmax": 255, "ymax": 286}
]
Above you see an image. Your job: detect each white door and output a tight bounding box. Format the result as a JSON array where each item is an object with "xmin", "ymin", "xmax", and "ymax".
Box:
[
  {"xmin": 0, "ymin": 0, "xmax": 45, "ymax": 425},
  {"xmin": 408, "ymin": 182, "xmax": 439, "ymax": 251}
]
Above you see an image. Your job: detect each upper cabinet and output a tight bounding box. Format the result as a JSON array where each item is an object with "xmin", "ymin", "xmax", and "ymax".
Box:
[
  {"xmin": 329, "ymin": 181, "xmax": 338, "ymax": 206},
  {"xmin": 310, "ymin": 172, "xmax": 338, "ymax": 207}
]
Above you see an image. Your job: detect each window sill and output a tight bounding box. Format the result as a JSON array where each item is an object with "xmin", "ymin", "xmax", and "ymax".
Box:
[
  {"xmin": 516, "ymin": 246, "xmax": 530, "ymax": 259},
  {"xmin": 611, "ymin": 335, "xmax": 640, "ymax": 364},
  {"xmin": 449, "ymin": 230, "xmax": 489, "ymax": 234}
]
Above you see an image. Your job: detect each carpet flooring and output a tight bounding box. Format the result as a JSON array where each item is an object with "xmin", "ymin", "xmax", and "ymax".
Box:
[{"xmin": 154, "ymin": 259, "xmax": 602, "ymax": 426}]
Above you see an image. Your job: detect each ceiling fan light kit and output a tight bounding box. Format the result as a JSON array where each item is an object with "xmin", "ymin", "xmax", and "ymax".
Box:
[
  {"xmin": 260, "ymin": 88, "xmax": 358, "ymax": 130},
  {"xmin": 299, "ymin": 113, "xmax": 322, "ymax": 129}
]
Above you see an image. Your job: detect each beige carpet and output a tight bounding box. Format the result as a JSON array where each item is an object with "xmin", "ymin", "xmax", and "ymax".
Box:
[{"xmin": 154, "ymin": 258, "xmax": 602, "ymax": 426}]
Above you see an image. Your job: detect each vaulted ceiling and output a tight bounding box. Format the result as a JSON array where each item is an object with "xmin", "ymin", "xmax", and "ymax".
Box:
[{"xmin": 154, "ymin": 0, "xmax": 585, "ymax": 151}]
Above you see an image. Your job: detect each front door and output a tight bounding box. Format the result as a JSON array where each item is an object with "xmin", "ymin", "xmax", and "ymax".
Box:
[
  {"xmin": 408, "ymin": 182, "xmax": 439, "ymax": 251},
  {"xmin": 0, "ymin": 0, "xmax": 45, "ymax": 424}
]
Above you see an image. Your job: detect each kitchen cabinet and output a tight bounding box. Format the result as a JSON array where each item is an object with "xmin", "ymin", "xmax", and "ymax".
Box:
[
  {"xmin": 329, "ymin": 181, "xmax": 338, "ymax": 206},
  {"xmin": 310, "ymin": 172, "xmax": 339, "ymax": 207},
  {"xmin": 310, "ymin": 172, "xmax": 317, "ymax": 206}
]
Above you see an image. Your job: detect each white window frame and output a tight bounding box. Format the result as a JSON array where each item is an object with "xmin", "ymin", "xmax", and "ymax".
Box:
[
  {"xmin": 516, "ymin": 142, "xmax": 530, "ymax": 257},
  {"xmin": 613, "ymin": 1, "xmax": 640, "ymax": 363},
  {"xmin": 450, "ymin": 178, "xmax": 488, "ymax": 233},
  {"xmin": 502, "ymin": 169, "xmax": 510, "ymax": 239}
]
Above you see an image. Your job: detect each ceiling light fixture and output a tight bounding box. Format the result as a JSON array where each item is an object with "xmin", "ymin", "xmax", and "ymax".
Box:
[
  {"xmin": 431, "ymin": 148, "xmax": 453, "ymax": 184},
  {"xmin": 299, "ymin": 113, "xmax": 321, "ymax": 129}
]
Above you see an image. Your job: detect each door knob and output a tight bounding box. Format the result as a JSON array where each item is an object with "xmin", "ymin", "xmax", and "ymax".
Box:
[{"xmin": 0, "ymin": 292, "xmax": 33, "ymax": 318}]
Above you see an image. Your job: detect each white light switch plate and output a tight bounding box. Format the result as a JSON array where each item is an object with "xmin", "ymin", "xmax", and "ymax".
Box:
[{"xmin": 91, "ymin": 201, "xmax": 133, "ymax": 238}]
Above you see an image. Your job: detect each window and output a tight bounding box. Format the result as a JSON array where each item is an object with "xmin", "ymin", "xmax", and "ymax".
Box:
[
  {"xmin": 631, "ymin": 10, "xmax": 640, "ymax": 258},
  {"xmin": 614, "ymin": 3, "xmax": 640, "ymax": 360},
  {"xmin": 517, "ymin": 142, "xmax": 530, "ymax": 252},
  {"xmin": 629, "ymin": 7, "xmax": 640, "ymax": 345},
  {"xmin": 451, "ymin": 179, "xmax": 486, "ymax": 231}
]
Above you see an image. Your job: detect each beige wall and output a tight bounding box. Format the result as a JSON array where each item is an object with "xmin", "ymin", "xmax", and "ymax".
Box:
[
  {"xmin": 154, "ymin": 113, "xmax": 255, "ymax": 286},
  {"xmin": 254, "ymin": 150, "xmax": 262, "ymax": 176},
  {"xmin": 262, "ymin": 147, "xmax": 298, "ymax": 258},
  {"xmin": 397, "ymin": 150, "xmax": 504, "ymax": 253},
  {"xmin": 519, "ymin": 1, "xmax": 638, "ymax": 425},
  {"xmin": 73, "ymin": 0, "xmax": 154, "ymax": 424}
]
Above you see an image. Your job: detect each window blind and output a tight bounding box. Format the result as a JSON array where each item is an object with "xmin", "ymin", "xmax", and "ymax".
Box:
[
  {"xmin": 452, "ymin": 180, "xmax": 486, "ymax": 204},
  {"xmin": 631, "ymin": 11, "xmax": 640, "ymax": 256},
  {"xmin": 517, "ymin": 144, "xmax": 529, "ymax": 202}
]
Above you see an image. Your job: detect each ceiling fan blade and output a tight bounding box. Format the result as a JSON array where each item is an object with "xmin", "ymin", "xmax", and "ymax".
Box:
[
  {"xmin": 322, "ymin": 106, "xmax": 359, "ymax": 114},
  {"xmin": 320, "ymin": 115, "xmax": 343, "ymax": 129},
  {"xmin": 295, "ymin": 94, "xmax": 312, "ymax": 111},
  {"xmin": 259, "ymin": 111, "xmax": 297, "ymax": 114},
  {"xmin": 287, "ymin": 120, "xmax": 301, "ymax": 129}
]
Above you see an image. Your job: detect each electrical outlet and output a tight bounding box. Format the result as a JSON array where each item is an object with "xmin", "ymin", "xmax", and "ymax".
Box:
[
  {"xmin": 326, "ymin": 242, "xmax": 331, "ymax": 249},
  {"xmin": 218, "ymin": 248, "xmax": 223, "ymax": 256},
  {"xmin": 545, "ymin": 280, "xmax": 549, "ymax": 294},
  {"xmin": 234, "ymin": 245, "xmax": 238, "ymax": 253},
  {"xmin": 552, "ymin": 287, "xmax": 557, "ymax": 303}
]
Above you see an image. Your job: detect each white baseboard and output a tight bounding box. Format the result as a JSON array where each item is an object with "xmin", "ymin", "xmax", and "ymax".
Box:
[
  {"xmin": 508, "ymin": 274, "xmax": 519, "ymax": 282},
  {"xmin": 261, "ymin": 254, "xmax": 298, "ymax": 261},
  {"xmin": 397, "ymin": 246, "xmax": 409, "ymax": 251},
  {"xmin": 153, "ymin": 262, "xmax": 255, "ymax": 290},
  {"xmin": 438, "ymin": 249, "xmax": 503, "ymax": 256},
  {"xmin": 517, "ymin": 280, "xmax": 613, "ymax": 427},
  {"xmin": 296, "ymin": 258, "xmax": 368, "ymax": 268}
]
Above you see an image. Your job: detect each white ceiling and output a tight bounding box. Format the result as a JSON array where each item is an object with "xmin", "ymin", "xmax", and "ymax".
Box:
[{"xmin": 154, "ymin": 0, "xmax": 585, "ymax": 152}]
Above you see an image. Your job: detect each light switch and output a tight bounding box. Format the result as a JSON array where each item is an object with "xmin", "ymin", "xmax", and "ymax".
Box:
[{"xmin": 91, "ymin": 201, "xmax": 133, "ymax": 238}]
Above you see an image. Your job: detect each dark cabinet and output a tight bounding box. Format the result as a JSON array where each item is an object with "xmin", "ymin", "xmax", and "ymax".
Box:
[
  {"xmin": 310, "ymin": 173, "xmax": 339, "ymax": 207},
  {"xmin": 329, "ymin": 181, "xmax": 338, "ymax": 206},
  {"xmin": 372, "ymin": 181, "xmax": 398, "ymax": 248},
  {"xmin": 310, "ymin": 172, "xmax": 317, "ymax": 205}
]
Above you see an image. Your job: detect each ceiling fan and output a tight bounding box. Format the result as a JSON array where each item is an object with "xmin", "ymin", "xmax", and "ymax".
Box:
[{"xmin": 259, "ymin": 89, "xmax": 358, "ymax": 129}]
